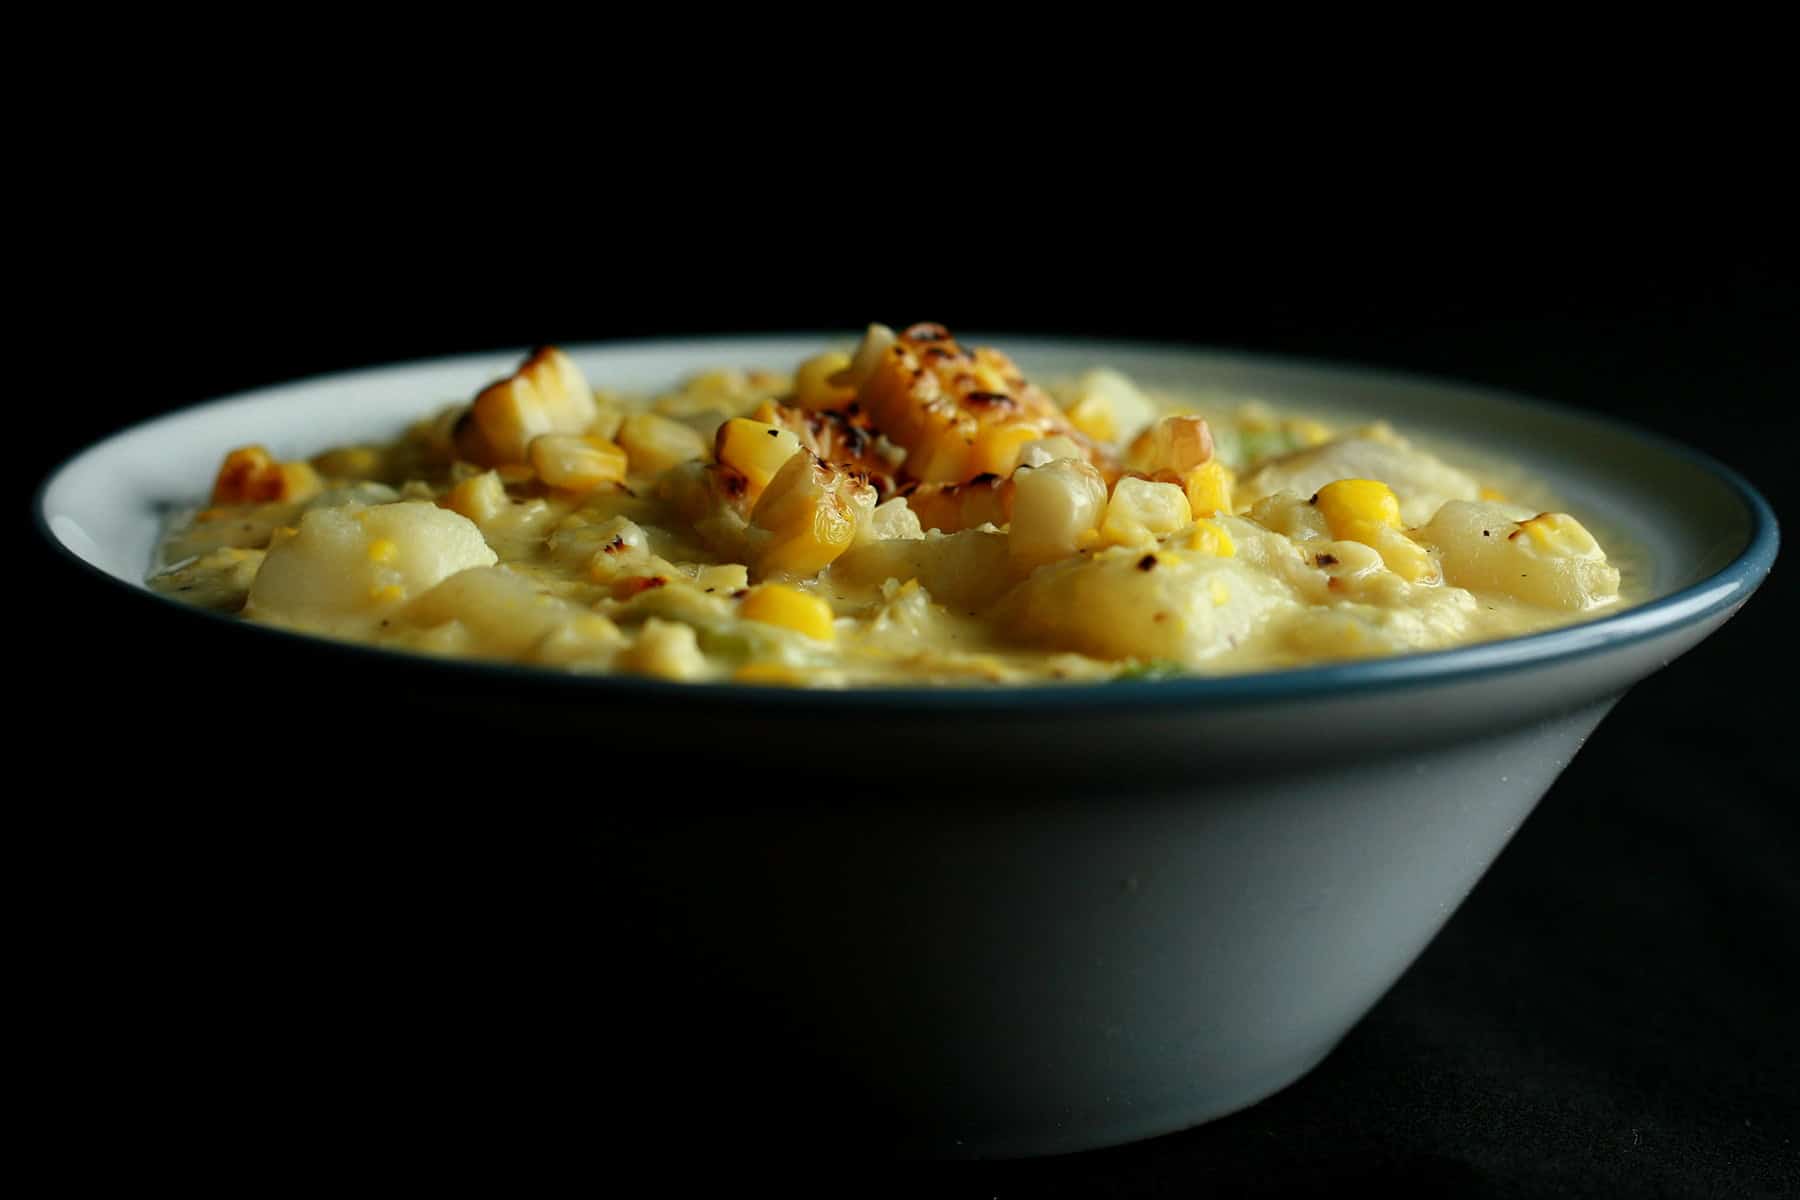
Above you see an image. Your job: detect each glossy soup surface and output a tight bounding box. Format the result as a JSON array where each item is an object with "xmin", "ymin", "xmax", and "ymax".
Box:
[{"xmin": 149, "ymin": 326, "xmax": 1632, "ymax": 686}]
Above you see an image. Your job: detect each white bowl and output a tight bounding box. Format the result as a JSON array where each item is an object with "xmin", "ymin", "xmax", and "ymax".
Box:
[{"xmin": 33, "ymin": 337, "xmax": 1778, "ymax": 1158}]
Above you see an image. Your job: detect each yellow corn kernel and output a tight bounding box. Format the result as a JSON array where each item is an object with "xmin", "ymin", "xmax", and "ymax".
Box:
[
  {"xmin": 1099, "ymin": 477, "xmax": 1192, "ymax": 548},
  {"xmin": 694, "ymin": 563, "xmax": 751, "ymax": 593},
  {"xmin": 440, "ymin": 471, "xmax": 509, "ymax": 524},
  {"xmin": 1479, "ymin": 485, "xmax": 1510, "ymax": 503},
  {"xmin": 1010, "ymin": 458, "xmax": 1109, "ymax": 568},
  {"xmin": 528, "ymin": 434, "xmax": 628, "ymax": 492},
  {"xmin": 1128, "ymin": 416, "xmax": 1215, "ymax": 475},
  {"xmin": 369, "ymin": 584, "xmax": 404, "ymax": 604},
  {"xmin": 739, "ymin": 583, "xmax": 836, "ymax": 641},
  {"xmin": 1065, "ymin": 392, "xmax": 1118, "ymax": 443},
  {"xmin": 465, "ymin": 347, "xmax": 598, "ymax": 465},
  {"xmin": 1511, "ymin": 512, "xmax": 1602, "ymax": 556},
  {"xmin": 1182, "ymin": 460, "xmax": 1235, "ymax": 517},
  {"xmin": 972, "ymin": 362, "xmax": 1011, "ymax": 394},
  {"xmin": 750, "ymin": 453, "xmax": 876, "ymax": 576},
  {"xmin": 717, "ymin": 419, "xmax": 805, "ymax": 493},
  {"xmin": 617, "ymin": 412, "xmax": 707, "ymax": 476},
  {"xmin": 1186, "ymin": 519, "xmax": 1236, "ymax": 558},
  {"xmin": 733, "ymin": 661, "xmax": 807, "ymax": 686},
  {"xmin": 1312, "ymin": 479, "xmax": 1402, "ymax": 542},
  {"xmin": 1210, "ymin": 579, "xmax": 1231, "ymax": 606},
  {"xmin": 793, "ymin": 351, "xmax": 856, "ymax": 410},
  {"xmin": 367, "ymin": 538, "xmax": 397, "ymax": 564},
  {"xmin": 969, "ymin": 422, "xmax": 1045, "ymax": 477},
  {"xmin": 1314, "ymin": 479, "xmax": 1435, "ymax": 582}
]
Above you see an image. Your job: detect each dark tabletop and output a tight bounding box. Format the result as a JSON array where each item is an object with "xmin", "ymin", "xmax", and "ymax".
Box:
[{"xmin": 27, "ymin": 211, "xmax": 1795, "ymax": 1197}]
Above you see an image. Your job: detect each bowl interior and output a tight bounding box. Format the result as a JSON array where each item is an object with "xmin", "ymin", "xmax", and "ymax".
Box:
[{"xmin": 39, "ymin": 336, "xmax": 1771, "ymax": 658}]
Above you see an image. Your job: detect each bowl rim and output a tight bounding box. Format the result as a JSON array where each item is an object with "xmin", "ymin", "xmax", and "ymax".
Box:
[{"xmin": 32, "ymin": 334, "xmax": 1781, "ymax": 714}]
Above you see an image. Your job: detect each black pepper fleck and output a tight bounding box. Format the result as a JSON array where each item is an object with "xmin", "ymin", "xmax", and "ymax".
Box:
[{"xmin": 1137, "ymin": 555, "xmax": 1157, "ymax": 571}]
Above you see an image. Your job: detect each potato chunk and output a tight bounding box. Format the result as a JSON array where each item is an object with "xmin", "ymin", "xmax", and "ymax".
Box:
[
  {"xmin": 997, "ymin": 544, "xmax": 1295, "ymax": 665},
  {"xmin": 246, "ymin": 501, "xmax": 497, "ymax": 632},
  {"xmin": 1240, "ymin": 434, "xmax": 1479, "ymax": 527},
  {"xmin": 1420, "ymin": 500, "xmax": 1620, "ymax": 610}
]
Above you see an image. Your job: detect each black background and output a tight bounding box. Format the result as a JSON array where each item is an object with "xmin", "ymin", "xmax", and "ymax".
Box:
[{"xmin": 27, "ymin": 165, "xmax": 1796, "ymax": 1198}]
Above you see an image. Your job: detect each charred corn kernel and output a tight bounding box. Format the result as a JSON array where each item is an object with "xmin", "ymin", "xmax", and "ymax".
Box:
[
  {"xmin": 1010, "ymin": 458, "xmax": 1109, "ymax": 568},
  {"xmin": 211, "ymin": 446, "xmax": 321, "ymax": 505},
  {"xmin": 617, "ymin": 412, "xmax": 707, "ymax": 475},
  {"xmin": 1186, "ymin": 519, "xmax": 1236, "ymax": 557},
  {"xmin": 750, "ymin": 453, "xmax": 876, "ymax": 576},
  {"xmin": 694, "ymin": 563, "xmax": 750, "ymax": 593},
  {"xmin": 794, "ymin": 351, "xmax": 856, "ymax": 410},
  {"xmin": 466, "ymin": 347, "xmax": 598, "ymax": 464},
  {"xmin": 740, "ymin": 583, "xmax": 836, "ymax": 641},
  {"xmin": 369, "ymin": 584, "xmax": 404, "ymax": 604},
  {"xmin": 1128, "ymin": 416, "xmax": 1215, "ymax": 475},
  {"xmin": 1017, "ymin": 435, "xmax": 1085, "ymax": 468},
  {"xmin": 972, "ymin": 362, "xmax": 1011, "ymax": 394},
  {"xmin": 1511, "ymin": 512, "xmax": 1602, "ymax": 556},
  {"xmin": 440, "ymin": 471, "xmax": 509, "ymax": 524},
  {"xmin": 969, "ymin": 422, "xmax": 1044, "ymax": 477},
  {"xmin": 516, "ymin": 346, "xmax": 598, "ymax": 431},
  {"xmin": 1099, "ymin": 477, "xmax": 1192, "ymax": 548},
  {"xmin": 529, "ymin": 434, "xmax": 628, "ymax": 492},
  {"xmin": 367, "ymin": 538, "xmax": 397, "ymax": 564},
  {"xmin": 1479, "ymin": 485, "xmax": 1510, "ymax": 503},
  {"xmin": 733, "ymin": 661, "xmax": 807, "ymax": 685},
  {"xmin": 1182, "ymin": 460, "xmax": 1235, "ymax": 516},
  {"xmin": 716, "ymin": 419, "xmax": 805, "ymax": 493},
  {"xmin": 1313, "ymin": 479, "xmax": 1402, "ymax": 542}
]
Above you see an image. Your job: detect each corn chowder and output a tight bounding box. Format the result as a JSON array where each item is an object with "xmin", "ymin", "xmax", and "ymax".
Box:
[{"xmin": 149, "ymin": 325, "xmax": 1627, "ymax": 686}]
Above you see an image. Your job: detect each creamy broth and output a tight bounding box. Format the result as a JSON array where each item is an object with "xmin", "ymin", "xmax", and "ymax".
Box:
[{"xmin": 150, "ymin": 326, "xmax": 1633, "ymax": 686}]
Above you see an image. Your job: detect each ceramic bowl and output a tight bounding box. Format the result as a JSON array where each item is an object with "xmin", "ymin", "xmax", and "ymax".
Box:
[{"xmin": 34, "ymin": 338, "xmax": 1778, "ymax": 1159}]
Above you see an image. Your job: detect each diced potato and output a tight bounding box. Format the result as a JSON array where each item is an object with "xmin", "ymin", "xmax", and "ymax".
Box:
[
  {"xmin": 617, "ymin": 618, "xmax": 708, "ymax": 680},
  {"xmin": 998, "ymin": 546, "xmax": 1295, "ymax": 665},
  {"xmin": 1010, "ymin": 458, "xmax": 1109, "ymax": 569},
  {"xmin": 1240, "ymin": 435, "xmax": 1480, "ymax": 526},
  {"xmin": 402, "ymin": 564, "xmax": 587, "ymax": 658},
  {"xmin": 1099, "ymin": 477, "xmax": 1192, "ymax": 548},
  {"xmin": 529, "ymin": 434, "xmax": 629, "ymax": 492},
  {"xmin": 439, "ymin": 471, "xmax": 510, "ymax": 525},
  {"xmin": 1421, "ymin": 501, "xmax": 1621, "ymax": 610},
  {"xmin": 829, "ymin": 530, "xmax": 1018, "ymax": 611},
  {"xmin": 246, "ymin": 501, "xmax": 497, "ymax": 631},
  {"xmin": 618, "ymin": 412, "xmax": 708, "ymax": 475},
  {"xmin": 1061, "ymin": 368, "xmax": 1159, "ymax": 444}
]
